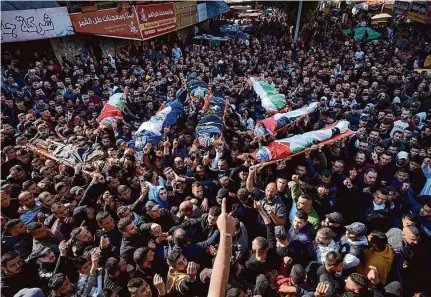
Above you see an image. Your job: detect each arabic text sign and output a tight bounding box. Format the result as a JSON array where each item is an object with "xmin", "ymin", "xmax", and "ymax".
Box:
[
  {"xmin": 70, "ymin": 6, "xmax": 142, "ymax": 39},
  {"xmin": 174, "ymin": 1, "xmax": 197, "ymax": 29},
  {"xmin": 1, "ymin": 7, "xmax": 74, "ymax": 43},
  {"xmin": 136, "ymin": 3, "xmax": 177, "ymax": 39}
]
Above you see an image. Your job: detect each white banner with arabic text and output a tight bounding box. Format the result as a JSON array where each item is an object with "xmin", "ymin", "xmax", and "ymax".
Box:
[{"xmin": 1, "ymin": 7, "xmax": 75, "ymax": 43}]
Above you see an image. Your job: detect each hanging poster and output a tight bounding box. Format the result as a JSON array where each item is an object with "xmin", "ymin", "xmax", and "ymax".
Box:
[
  {"xmin": 1, "ymin": 7, "xmax": 74, "ymax": 43},
  {"xmin": 136, "ymin": 3, "xmax": 177, "ymax": 39}
]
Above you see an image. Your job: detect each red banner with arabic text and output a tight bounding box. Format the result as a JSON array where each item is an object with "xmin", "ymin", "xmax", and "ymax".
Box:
[
  {"xmin": 70, "ymin": 6, "xmax": 142, "ymax": 39},
  {"xmin": 136, "ymin": 3, "xmax": 177, "ymax": 39}
]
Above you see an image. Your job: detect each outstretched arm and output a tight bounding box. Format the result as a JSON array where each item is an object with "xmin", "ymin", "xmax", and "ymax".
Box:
[{"xmin": 208, "ymin": 199, "xmax": 236, "ymax": 297}]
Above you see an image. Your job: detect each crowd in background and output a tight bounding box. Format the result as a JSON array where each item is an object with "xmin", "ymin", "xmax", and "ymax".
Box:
[{"xmin": 1, "ymin": 6, "xmax": 431, "ymax": 297}]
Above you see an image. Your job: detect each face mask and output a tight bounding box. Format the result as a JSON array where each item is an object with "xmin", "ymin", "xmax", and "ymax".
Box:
[{"xmin": 335, "ymin": 271, "xmax": 342, "ymax": 277}]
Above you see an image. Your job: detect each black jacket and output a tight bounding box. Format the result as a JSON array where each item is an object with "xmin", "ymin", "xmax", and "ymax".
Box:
[
  {"xmin": 1, "ymin": 263, "xmax": 39, "ymax": 297},
  {"xmin": 120, "ymin": 224, "xmax": 151, "ymax": 264},
  {"xmin": 1, "ymin": 233, "xmax": 33, "ymax": 259}
]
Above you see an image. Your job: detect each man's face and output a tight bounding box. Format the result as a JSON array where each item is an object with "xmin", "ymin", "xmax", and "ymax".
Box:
[
  {"xmin": 409, "ymin": 161, "xmax": 420, "ymax": 172},
  {"xmin": 392, "ymin": 132, "xmax": 402, "ymax": 143},
  {"xmin": 39, "ymin": 192, "xmax": 55, "ymax": 208},
  {"xmin": 315, "ymin": 231, "xmax": 331, "ymax": 246},
  {"xmin": 374, "ymin": 191, "xmax": 388, "ymax": 205},
  {"xmin": 396, "ymin": 171, "xmax": 408, "ymax": 183},
  {"xmin": 124, "ymin": 222, "xmax": 138, "ymax": 237},
  {"xmin": 386, "ymin": 113, "xmax": 395, "ymax": 121},
  {"xmin": 119, "ymin": 188, "xmax": 132, "ymax": 201},
  {"xmin": 296, "ymin": 166, "xmax": 307, "ymax": 177},
  {"xmin": 38, "ymin": 248, "xmax": 56, "ymax": 264},
  {"xmin": 364, "ymin": 172, "xmax": 377, "ymax": 185},
  {"xmin": 174, "ymin": 158, "xmax": 184, "ymax": 171},
  {"xmin": 377, "ymin": 112, "xmax": 385, "ymax": 121},
  {"xmin": 99, "ymin": 215, "xmax": 115, "ymax": 231},
  {"xmin": 19, "ymin": 192, "xmax": 35, "ymax": 208},
  {"xmin": 403, "ymin": 129, "xmax": 413, "ymax": 139},
  {"xmin": 192, "ymin": 186, "xmax": 203, "ymax": 199},
  {"xmin": 265, "ymin": 183, "xmax": 277, "ymax": 200},
  {"xmin": 419, "ymin": 204, "xmax": 431, "ymax": 219},
  {"xmin": 369, "ymin": 131, "xmax": 379, "ymax": 142},
  {"xmin": 76, "ymin": 228, "xmax": 93, "ymax": 243},
  {"xmin": 55, "ymin": 278, "xmax": 73, "ymax": 296},
  {"xmin": 401, "ymin": 110, "xmax": 410, "ymax": 121},
  {"xmin": 17, "ymin": 153, "xmax": 30, "ymax": 164},
  {"xmin": 207, "ymin": 214, "xmax": 218, "ymax": 226},
  {"xmin": 402, "ymin": 228, "xmax": 419, "ymax": 246},
  {"xmin": 102, "ymin": 138, "xmax": 111, "ymax": 147},
  {"xmin": 53, "ymin": 203, "xmax": 69, "ymax": 219},
  {"xmin": 298, "ymin": 197, "xmax": 311, "ymax": 211},
  {"xmin": 332, "ymin": 161, "xmax": 344, "ymax": 174},
  {"xmin": 345, "ymin": 276, "xmax": 362, "ymax": 293},
  {"xmin": 276, "ymin": 178, "xmax": 288, "ymax": 192},
  {"xmin": 293, "ymin": 216, "xmax": 307, "ymax": 230},
  {"xmin": 174, "ymin": 254, "xmax": 188, "ymax": 272},
  {"xmin": 218, "ymin": 160, "xmax": 227, "ymax": 171},
  {"xmin": 355, "ymin": 153, "xmax": 366, "ymax": 166},
  {"xmin": 3, "ymin": 256, "xmax": 22, "ymax": 275},
  {"xmin": 379, "ymin": 154, "xmax": 391, "ymax": 166}
]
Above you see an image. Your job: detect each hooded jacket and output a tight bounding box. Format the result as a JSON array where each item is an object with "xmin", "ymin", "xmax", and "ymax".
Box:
[
  {"xmin": 339, "ymin": 235, "xmax": 368, "ymax": 270},
  {"xmin": 357, "ymin": 245, "xmax": 394, "ymax": 285}
]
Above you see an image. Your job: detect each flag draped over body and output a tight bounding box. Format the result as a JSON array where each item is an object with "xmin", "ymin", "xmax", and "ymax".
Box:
[
  {"xmin": 131, "ymin": 102, "xmax": 184, "ymax": 150},
  {"xmin": 97, "ymin": 92, "xmax": 127, "ymax": 127},
  {"xmin": 253, "ymin": 102, "xmax": 319, "ymax": 136},
  {"xmin": 248, "ymin": 76, "xmax": 287, "ymax": 114},
  {"xmin": 195, "ymin": 96, "xmax": 227, "ymax": 147},
  {"xmin": 255, "ymin": 121, "xmax": 351, "ymax": 162}
]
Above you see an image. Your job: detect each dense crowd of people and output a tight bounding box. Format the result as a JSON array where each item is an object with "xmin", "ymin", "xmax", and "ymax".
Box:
[{"xmin": 1, "ymin": 6, "xmax": 431, "ymax": 297}]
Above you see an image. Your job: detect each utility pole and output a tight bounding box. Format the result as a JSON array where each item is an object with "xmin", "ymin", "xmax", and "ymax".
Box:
[{"xmin": 294, "ymin": 0, "xmax": 303, "ymax": 42}]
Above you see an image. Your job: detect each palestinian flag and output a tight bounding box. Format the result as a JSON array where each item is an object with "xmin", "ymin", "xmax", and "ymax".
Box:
[
  {"xmin": 97, "ymin": 92, "xmax": 127, "ymax": 125},
  {"xmin": 254, "ymin": 121, "xmax": 351, "ymax": 162},
  {"xmin": 254, "ymin": 102, "xmax": 319, "ymax": 136},
  {"xmin": 248, "ymin": 76, "xmax": 287, "ymax": 114}
]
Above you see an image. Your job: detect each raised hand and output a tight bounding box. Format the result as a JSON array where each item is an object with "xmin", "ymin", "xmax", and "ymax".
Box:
[
  {"xmin": 186, "ymin": 262, "xmax": 198, "ymax": 278},
  {"xmin": 367, "ymin": 265, "xmax": 381, "ymax": 285},
  {"xmin": 153, "ymin": 274, "xmax": 166, "ymax": 296},
  {"xmin": 150, "ymin": 223, "xmax": 162, "ymax": 236},
  {"xmin": 217, "ymin": 198, "xmax": 236, "ymax": 236},
  {"xmin": 314, "ymin": 282, "xmax": 330, "ymax": 297}
]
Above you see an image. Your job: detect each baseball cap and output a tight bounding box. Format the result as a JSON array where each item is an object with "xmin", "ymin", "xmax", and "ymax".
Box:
[
  {"xmin": 397, "ymin": 151, "xmax": 408, "ymax": 160},
  {"xmin": 274, "ymin": 225, "xmax": 287, "ymax": 239},
  {"xmin": 145, "ymin": 201, "xmax": 160, "ymax": 212},
  {"xmin": 392, "ymin": 96, "xmax": 401, "ymax": 104},
  {"xmin": 325, "ymin": 212, "xmax": 343, "ymax": 224},
  {"xmin": 352, "ymin": 104, "xmax": 360, "ymax": 110},
  {"xmin": 345, "ymin": 222, "xmax": 367, "ymax": 236}
]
